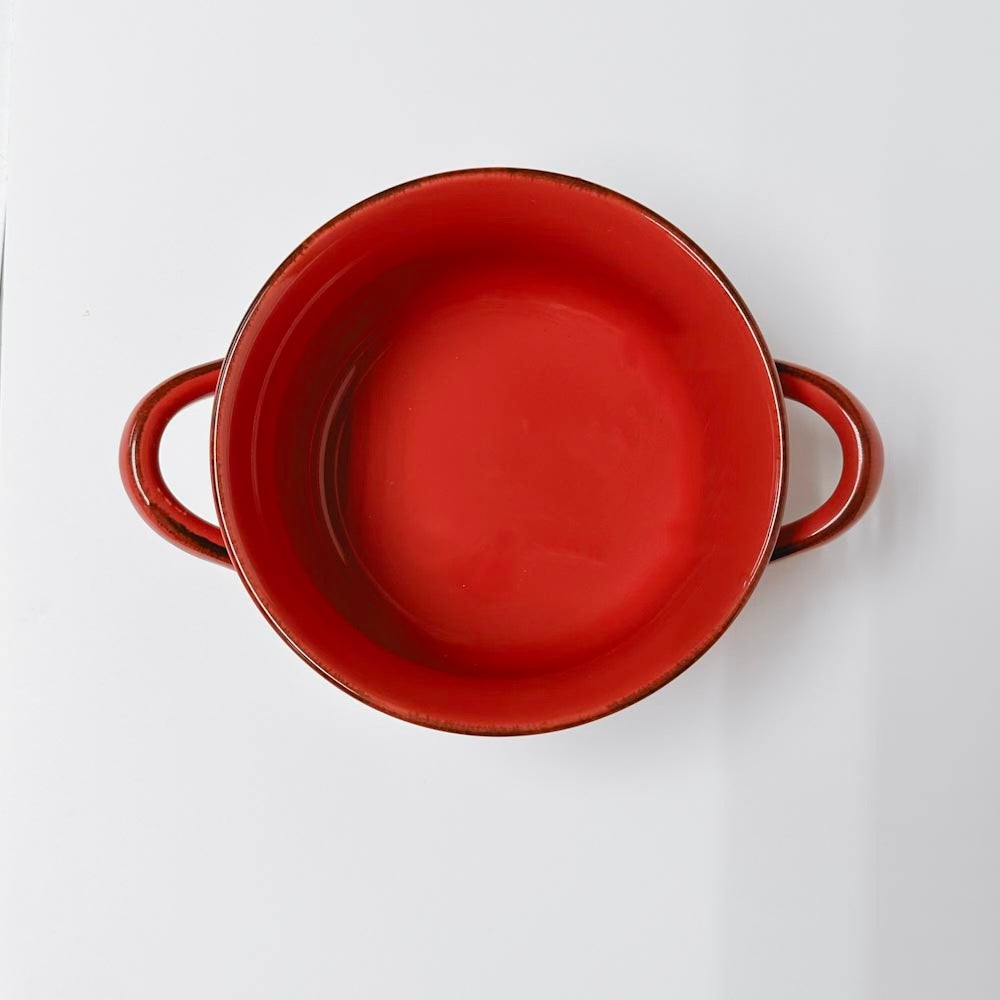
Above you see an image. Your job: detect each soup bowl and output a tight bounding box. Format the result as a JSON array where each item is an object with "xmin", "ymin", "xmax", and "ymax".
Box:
[{"xmin": 121, "ymin": 168, "xmax": 882, "ymax": 734}]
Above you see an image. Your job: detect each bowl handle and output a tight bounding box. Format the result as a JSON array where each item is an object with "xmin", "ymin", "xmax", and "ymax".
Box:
[
  {"xmin": 771, "ymin": 361, "xmax": 884, "ymax": 560},
  {"xmin": 119, "ymin": 361, "xmax": 231, "ymax": 566}
]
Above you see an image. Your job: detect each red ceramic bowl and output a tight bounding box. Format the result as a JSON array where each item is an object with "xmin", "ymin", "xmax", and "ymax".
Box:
[{"xmin": 121, "ymin": 168, "xmax": 882, "ymax": 735}]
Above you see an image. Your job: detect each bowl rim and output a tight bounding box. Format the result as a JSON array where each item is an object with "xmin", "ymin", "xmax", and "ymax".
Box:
[{"xmin": 209, "ymin": 166, "xmax": 789, "ymax": 736}]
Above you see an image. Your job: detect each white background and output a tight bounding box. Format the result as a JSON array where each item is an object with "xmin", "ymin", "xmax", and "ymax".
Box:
[{"xmin": 1, "ymin": 2, "xmax": 998, "ymax": 997}]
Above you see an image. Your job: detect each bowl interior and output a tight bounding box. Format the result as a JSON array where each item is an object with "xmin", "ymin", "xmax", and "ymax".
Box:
[{"xmin": 213, "ymin": 170, "xmax": 783, "ymax": 733}]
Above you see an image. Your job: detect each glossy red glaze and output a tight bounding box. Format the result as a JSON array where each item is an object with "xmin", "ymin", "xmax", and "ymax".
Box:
[
  {"xmin": 772, "ymin": 363, "xmax": 883, "ymax": 560},
  {"xmin": 120, "ymin": 361, "xmax": 229, "ymax": 565},
  {"xmin": 120, "ymin": 168, "xmax": 883, "ymax": 734}
]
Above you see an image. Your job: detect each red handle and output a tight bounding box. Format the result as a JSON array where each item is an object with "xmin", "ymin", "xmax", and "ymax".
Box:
[
  {"xmin": 771, "ymin": 361, "xmax": 883, "ymax": 560},
  {"xmin": 119, "ymin": 361, "xmax": 231, "ymax": 566}
]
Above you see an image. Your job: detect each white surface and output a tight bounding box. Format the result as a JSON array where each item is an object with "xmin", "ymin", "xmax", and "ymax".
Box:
[
  {"xmin": 0, "ymin": 3, "xmax": 8, "ymax": 229},
  {"xmin": 1, "ymin": 2, "xmax": 998, "ymax": 997}
]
